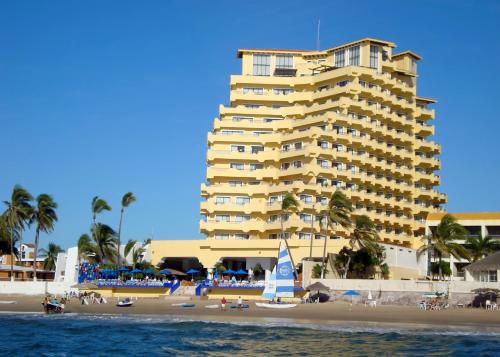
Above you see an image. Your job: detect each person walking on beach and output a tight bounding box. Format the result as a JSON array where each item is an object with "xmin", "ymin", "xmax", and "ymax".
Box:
[
  {"xmin": 220, "ymin": 297, "xmax": 227, "ymax": 311},
  {"xmin": 237, "ymin": 296, "xmax": 243, "ymax": 310}
]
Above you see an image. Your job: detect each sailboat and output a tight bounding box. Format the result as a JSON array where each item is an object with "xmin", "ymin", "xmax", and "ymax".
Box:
[{"xmin": 256, "ymin": 240, "xmax": 297, "ymax": 309}]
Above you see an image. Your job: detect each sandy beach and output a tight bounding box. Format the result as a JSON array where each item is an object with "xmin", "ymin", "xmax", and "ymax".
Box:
[{"xmin": 1, "ymin": 295, "xmax": 500, "ymax": 329}]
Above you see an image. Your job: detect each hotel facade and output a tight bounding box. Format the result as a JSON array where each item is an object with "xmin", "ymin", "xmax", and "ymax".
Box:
[{"xmin": 152, "ymin": 38, "xmax": 445, "ymax": 279}]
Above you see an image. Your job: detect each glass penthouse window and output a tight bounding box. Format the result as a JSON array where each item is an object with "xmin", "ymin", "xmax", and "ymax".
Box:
[
  {"xmin": 370, "ymin": 45, "xmax": 379, "ymax": 69},
  {"xmin": 275, "ymin": 54, "xmax": 293, "ymax": 69},
  {"xmin": 253, "ymin": 54, "xmax": 271, "ymax": 76},
  {"xmin": 349, "ymin": 45, "xmax": 360, "ymax": 66},
  {"xmin": 334, "ymin": 49, "xmax": 345, "ymax": 67}
]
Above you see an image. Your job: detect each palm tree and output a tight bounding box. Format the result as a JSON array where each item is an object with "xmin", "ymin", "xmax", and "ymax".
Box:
[
  {"xmin": 417, "ymin": 214, "xmax": 470, "ymax": 280},
  {"xmin": 342, "ymin": 215, "xmax": 379, "ymax": 278},
  {"xmin": 124, "ymin": 239, "xmax": 138, "ymax": 263},
  {"xmin": 131, "ymin": 247, "xmax": 145, "ymax": 269},
  {"xmin": 280, "ymin": 193, "xmax": 299, "ymax": 278},
  {"xmin": 322, "ymin": 190, "xmax": 353, "ymax": 278},
  {"xmin": 0, "ymin": 215, "xmax": 20, "ymax": 263},
  {"xmin": 30, "ymin": 194, "xmax": 58, "ymax": 281},
  {"xmin": 39, "ymin": 242, "xmax": 64, "ymax": 271},
  {"xmin": 3, "ymin": 185, "xmax": 33, "ymax": 281},
  {"xmin": 466, "ymin": 234, "xmax": 498, "ymax": 262},
  {"xmin": 77, "ymin": 233, "xmax": 97, "ymax": 262},
  {"xmin": 91, "ymin": 196, "xmax": 111, "ymax": 250},
  {"xmin": 117, "ymin": 192, "xmax": 136, "ymax": 265},
  {"xmin": 93, "ymin": 223, "xmax": 118, "ymax": 263}
]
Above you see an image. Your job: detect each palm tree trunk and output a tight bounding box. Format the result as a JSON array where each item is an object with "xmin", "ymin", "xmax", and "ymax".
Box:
[
  {"xmin": 321, "ymin": 217, "xmax": 329, "ymax": 278},
  {"xmin": 9, "ymin": 228, "xmax": 14, "ymax": 282},
  {"xmin": 438, "ymin": 253, "xmax": 443, "ymax": 281},
  {"xmin": 117, "ymin": 208, "xmax": 124, "ymax": 265},
  {"xmin": 308, "ymin": 209, "xmax": 314, "ymax": 259},
  {"xmin": 344, "ymin": 255, "xmax": 351, "ymax": 279},
  {"xmin": 33, "ymin": 227, "xmax": 40, "ymax": 282},
  {"xmin": 280, "ymin": 213, "xmax": 298, "ymax": 280}
]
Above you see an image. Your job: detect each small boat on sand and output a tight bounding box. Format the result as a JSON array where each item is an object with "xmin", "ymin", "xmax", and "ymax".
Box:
[
  {"xmin": 255, "ymin": 302, "xmax": 297, "ymax": 309},
  {"xmin": 171, "ymin": 303, "xmax": 195, "ymax": 307},
  {"xmin": 205, "ymin": 304, "xmax": 220, "ymax": 309},
  {"xmin": 117, "ymin": 298, "xmax": 133, "ymax": 307}
]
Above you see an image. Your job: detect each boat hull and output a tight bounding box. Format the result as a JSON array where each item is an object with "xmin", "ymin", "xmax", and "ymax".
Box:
[{"xmin": 255, "ymin": 302, "xmax": 297, "ymax": 309}]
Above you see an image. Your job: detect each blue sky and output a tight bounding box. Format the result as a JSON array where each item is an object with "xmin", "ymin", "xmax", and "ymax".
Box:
[{"xmin": 1, "ymin": 0, "xmax": 499, "ymax": 249}]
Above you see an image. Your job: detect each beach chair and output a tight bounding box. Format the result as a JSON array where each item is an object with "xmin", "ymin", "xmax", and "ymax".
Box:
[{"xmin": 486, "ymin": 300, "xmax": 493, "ymax": 310}]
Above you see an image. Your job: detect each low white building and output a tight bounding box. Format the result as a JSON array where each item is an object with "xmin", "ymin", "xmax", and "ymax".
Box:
[{"xmin": 465, "ymin": 251, "xmax": 500, "ymax": 282}]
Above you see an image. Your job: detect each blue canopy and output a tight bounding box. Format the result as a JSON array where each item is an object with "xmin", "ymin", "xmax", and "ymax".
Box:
[
  {"xmin": 186, "ymin": 268, "xmax": 200, "ymax": 274},
  {"xmin": 143, "ymin": 268, "xmax": 155, "ymax": 275},
  {"xmin": 235, "ymin": 269, "xmax": 248, "ymax": 275},
  {"xmin": 343, "ymin": 290, "xmax": 360, "ymax": 296},
  {"xmin": 118, "ymin": 267, "xmax": 130, "ymax": 272},
  {"xmin": 130, "ymin": 268, "xmax": 143, "ymax": 274},
  {"xmin": 224, "ymin": 269, "xmax": 236, "ymax": 274},
  {"xmin": 159, "ymin": 269, "xmax": 173, "ymax": 275}
]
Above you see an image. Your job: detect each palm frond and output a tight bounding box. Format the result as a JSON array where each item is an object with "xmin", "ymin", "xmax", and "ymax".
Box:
[{"xmin": 121, "ymin": 192, "xmax": 136, "ymax": 209}]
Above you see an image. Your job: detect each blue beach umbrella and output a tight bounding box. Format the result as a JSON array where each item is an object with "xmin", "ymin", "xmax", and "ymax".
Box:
[
  {"xmin": 186, "ymin": 268, "xmax": 200, "ymax": 280},
  {"xmin": 143, "ymin": 268, "xmax": 155, "ymax": 275},
  {"xmin": 130, "ymin": 268, "xmax": 143, "ymax": 276},
  {"xmin": 235, "ymin": 269, "xmax": 247, "ymax": 275},
  {"xmin": 118, "ymin": 267, "xmax": 130, "ymax": 272},
  {"xmin": 343, "ymin": 290, "xmax": 361, "ymax": 304},
  {"xmin": 224, "ymin": 269, "xmax": 236, "ymax": 275}
]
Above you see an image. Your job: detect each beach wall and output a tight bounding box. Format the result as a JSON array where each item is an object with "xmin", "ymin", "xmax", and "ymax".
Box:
[
  {"xmin": 0, "ymin": 281, "xmax": 73, "ymax": 296},
  {"xmin": 310, "ymin": 279, "xmax": 500, "ymax": 305}
]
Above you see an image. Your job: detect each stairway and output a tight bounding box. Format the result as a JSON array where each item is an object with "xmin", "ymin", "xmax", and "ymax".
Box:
[{"xmin": 171, "ymin": 285, "xmax": 196, "ymax": 296}]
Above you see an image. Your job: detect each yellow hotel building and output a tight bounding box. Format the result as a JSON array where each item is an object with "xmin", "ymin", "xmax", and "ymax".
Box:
[{"xmin": 151, "ymin": 38, "xmax": 445, "ymax": 279}]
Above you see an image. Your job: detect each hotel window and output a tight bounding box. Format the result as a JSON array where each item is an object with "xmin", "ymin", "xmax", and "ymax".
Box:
[
  {"xmin": 318, "ymin": 140, "xmax": 329, "ymax": 149},
  {"xmin": 275, "ymin": 54, "xmax": 293, "ymax": 69},
  {"xmin": 300, "ymin": 194, "xmax": 313, "ymax": 204},
  {"xmin": 273, "ymin": 88, "xmax": 294, "ymax": 95},
  {"xmin": 294, "ymin": 142, "xmax": 303, "ymax": 150},
  {"xmin": 214, "ymin": 233, "xmax": 230, "ymax": 240},
  {"xmin": 215, "ymin": 214, "xmax": 230, "ymax": 222},
  {"xmin": 293, "ymin": 160, "xmax": 302, "ymax": 168},
  {"xmin": 235, "ymin": 196, "xmax": 250, "ymax": 205},
  {"xmin": 369, "ymin": 45, "xmax": 379, "ymax": 69},
  {"xmin": 317, "ymin": 159, "xmax": 329, "ymax": 168},
  {"xmin": 300, "ymin": 213, "xmax": 313, "ymax": 223},
  {"xmin": 349, "ymin": 45, "xmax": 360, "ymax": 66},
  {"xmin": 298, "ymin": 233, "xmax": 312, "ymax": 240},
  {"xmin": 410, "ymin": 59, "xmax": 417, "ymax": 74},
  {"xmin": 253, "ymin": 54, "xmax": 271, "ymax": 76},
  {"xmin": 242, "ymin": 87, "xmax": 264, "ymax": 95},
  {"xmin": 215, "ymin": 196, "xmax": 230, "ymax": 204},
  {"xmin": 281, "ymin": 162, "xmax": 290, "ymax": 170},
  {"xmin": 229, "ymin": 181, "xmax": 243, "ymax": 187},
  {"xmin": 235, "ymin": 234, "xmax": 249, "ymax": 240},
  {"xmin": 231, "ymin": 145, "xmax": 245, "ymax": 153},
  {"xmin": 249, "ymin": 163, "xmax": 263, "ymax": 171},
  {"xmin": 251, "ymin": 145, "xmax": 264, "ymax": 154},
  {"xmin": 334, "ymin": 49, "xmax": 345, "ymax": 67},
  {"xmin": 230, "ymin": 163, "xmax": 244, "ymax": 170},
  {"xmin": 234, "ymin": 215, "xmax": 250, "ymax": 223},
  {"xmin": 489, "ymin": 270, "xmax": 498, "ymax": 282},
  {"xmin": 316, "ymin": 196, "xmax": 327, "ymax": 205}
]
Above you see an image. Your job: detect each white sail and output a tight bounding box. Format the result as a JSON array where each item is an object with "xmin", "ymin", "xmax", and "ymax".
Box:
[
  {"xmin": 262, "ymin": 266, "xmax": 277, "ymax": 300},
  {"xmin": 275, "ymin": 240, "xmax": 295, "ymax": 298}
]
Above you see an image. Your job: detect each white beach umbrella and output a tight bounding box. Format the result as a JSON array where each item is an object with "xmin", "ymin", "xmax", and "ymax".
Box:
[{"xmin": 367, "ymin": 290, "xmax": 373, "ymax": 300}]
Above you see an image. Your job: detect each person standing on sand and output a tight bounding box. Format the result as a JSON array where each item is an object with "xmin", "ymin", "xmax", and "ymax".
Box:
[
  {"xmin": 237, "ymin": 296, "xmax": 243, "ymax": 310},
  {"xmin": 221, "ymin": 297, "xmax": 227, "ymax": 311}
]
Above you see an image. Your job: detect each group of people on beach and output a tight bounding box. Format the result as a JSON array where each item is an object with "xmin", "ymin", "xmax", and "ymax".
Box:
[
  {"xmin": 42, "ymin": 295, "xmax": 66, "ymax": 314},
  {"xmin": 79, "ymin": 291, "xmax": 107, "ymax": 305},
  {"xmin": 220, "ymin": 296, "xmax": 244, "ymax": 311}
]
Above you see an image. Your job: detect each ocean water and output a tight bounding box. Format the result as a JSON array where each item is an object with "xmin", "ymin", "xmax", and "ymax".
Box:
[{"xmin": 1, "ymin": 313, "xmax": 500, "ymax": 356}]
